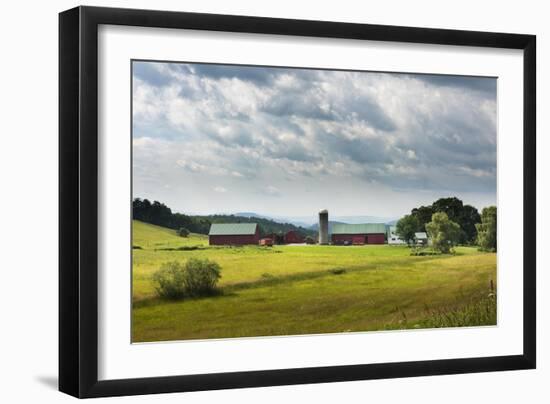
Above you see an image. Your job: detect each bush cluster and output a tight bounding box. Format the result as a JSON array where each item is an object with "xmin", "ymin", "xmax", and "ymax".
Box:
[
  {"xmin": 409, "ymin": 247, "xmax": 441, "ymax": 256},
  {"xmin": 152, "ymin": 258, "xmax": 221, "ymax": 299},
  {"xmin": 305, "ymin": 236, "xmax": 316, "ymax": 244},
  {"xmin": 177, "ymin": 227, "xmax": 190, "ymax": 237}
]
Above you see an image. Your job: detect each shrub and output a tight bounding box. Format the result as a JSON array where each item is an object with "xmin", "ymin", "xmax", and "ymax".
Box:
[
  {"xmin": 182, "ymin": 258, "xmax": 222, "ymax": 297},
  {"xmin": 157, "ymin": 245, "xmax": 204, "ymax": 251},
  {"xmin": 152, "ymin": 258, "xmax": 222, "ymax": 299},
  {"xmin": 259, "ymin": 272, "xmax": 278, "ymax": 285},
  {"xmin": 151, "ymin": 261, "xmax": 187, "ymax": 299},
  {"xmin": 176, "ymin": 245, "xmax": 202, "ymax": 251},
  {"xmin": 410, "ymin": 247, "xmax": 440, "ymax": 256},
  {"xmin": 305, "ymin": 236, "xmax": 316, "ymax": 244},
  {"xmin": 177, "ymin": 227, "xmax": 190, "ymax": 237}
]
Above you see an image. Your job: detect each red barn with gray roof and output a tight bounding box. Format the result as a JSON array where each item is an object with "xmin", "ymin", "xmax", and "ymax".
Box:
[
  {"xmin": 331, "ymin": 223, "xmax": 387, "ymax": 245},
  {"xmin": 284, "ymin": 230, "xmax": 304, "ymax": 244},
  {"xmin": 208, "ymin": 223, "xmax": 260, "ymax": 245}
]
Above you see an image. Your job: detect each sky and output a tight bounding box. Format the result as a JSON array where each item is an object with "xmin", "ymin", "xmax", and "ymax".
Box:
[{"xmin": 132, "ymin": 61, "xmax": 497, "ymax": 220}]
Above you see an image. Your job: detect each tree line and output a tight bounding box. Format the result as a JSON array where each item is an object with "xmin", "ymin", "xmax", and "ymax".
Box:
[
  {"xmin": 132, "ymin": 198, "xmax": 315, "ymax": 237},
  {"xmin": 133, "ymin": 198, "xmax": 211, "ymax": 234},
  {"xmin": 396, "ymin": 197, "xmax": 496, "ymax": 252}
]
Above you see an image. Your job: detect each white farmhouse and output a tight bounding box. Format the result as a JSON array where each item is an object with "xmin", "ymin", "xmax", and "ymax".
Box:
[{"xmin": 388, "ymin": 226, "xmax": 406, "ymax": 245}]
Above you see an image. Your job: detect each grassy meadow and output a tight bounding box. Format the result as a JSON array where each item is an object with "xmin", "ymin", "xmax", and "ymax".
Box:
[{"xmin": 132, "ymin": 220, "xmax": 497, "ymax": 342}]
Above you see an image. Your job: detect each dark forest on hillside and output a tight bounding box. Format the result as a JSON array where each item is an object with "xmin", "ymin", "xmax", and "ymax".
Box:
[{"xmin": 132, "ymin": 198, "xmax": 315, "ymax": 237}]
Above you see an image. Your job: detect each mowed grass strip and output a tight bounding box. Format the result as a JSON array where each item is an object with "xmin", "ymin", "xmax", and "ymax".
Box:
[{"xmin": 131, "ymin": 220, "xmax": 496, "ymax": 342}]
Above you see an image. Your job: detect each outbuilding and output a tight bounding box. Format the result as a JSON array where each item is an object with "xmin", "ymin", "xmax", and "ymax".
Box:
[
  {"xmin": 331, "ymin": 223, "xmax": 387, "ymax": 245},
  {"xmin": 284, "ymin": 230, "xmax": 304, "ymax": 244},
  {"xmin": 208, "ymin": 223, "xmax": 260, "ymax": 245},
  {"xmin": 259, "ymin": 238, "xmax": 274, "ymax": 246},
  {"xmin": 415, "ymin": 232, "xmax": 429, "ymax": 245}
]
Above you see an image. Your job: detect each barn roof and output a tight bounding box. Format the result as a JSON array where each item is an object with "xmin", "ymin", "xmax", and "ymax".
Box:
[
  {"xmin": 415, "ymin": 232, "xmax": 428, "ymax": 239},
  {"xmin": 332, "ymin": 223, "xmax": 387, "ymax": 235},
  {"xmin": 209, "ymin": 223, "xmax": 258, "ymax": 236}
]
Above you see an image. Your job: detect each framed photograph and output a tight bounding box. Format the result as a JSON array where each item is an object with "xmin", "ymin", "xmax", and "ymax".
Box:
[{"xmin": 59, "ymin": 6, "xmax": 536, "ymax": 398}]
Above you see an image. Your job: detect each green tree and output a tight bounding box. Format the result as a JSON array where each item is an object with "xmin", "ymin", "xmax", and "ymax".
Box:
[
  {"xmin": 177, "ymin": 227, "xmax": 190, "ymax": 237},
  {"xmin": 396, "ymin": 214, "xmax": 419, "ymax": 245},
  {"xmin": 410, "ymin": 197, "xmax": 481, "ymax": 244},
  {"xmin": 459, "ymin": 204, "xmax": 481, "ymax": 244},
  {"xmin": 475, "ymin": 206, "xmax": 497, "ymax": 251},
  {"xmin": 411, "ymin": 205, "xmax": 433, "ymax": 232},
  {"xmin": 425, "ymin": 212, "xmax": 461, "ymax": 253}
]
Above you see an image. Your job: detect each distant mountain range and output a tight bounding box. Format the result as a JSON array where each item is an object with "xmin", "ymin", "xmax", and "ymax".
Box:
[
  {"xmin": 308, "ymin": 221, "xmax": 346, "ymax": 235},
  {"xmin": 234, "ymin": 212, "xmax": 398, "ymax": 228},
  {"xmin": 234, "ymin": 212, "xmax": 312, "ymax": 228}
]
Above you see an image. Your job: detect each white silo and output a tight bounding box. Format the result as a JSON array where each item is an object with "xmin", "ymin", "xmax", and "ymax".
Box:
[{"xmin": 318, "ymin": 209, "xmax": 329, "ymax": 245}]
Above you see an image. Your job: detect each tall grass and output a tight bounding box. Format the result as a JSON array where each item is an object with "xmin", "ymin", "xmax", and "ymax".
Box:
[
  {"xmin": 419, "ymin": 291, "xmax": 496, "ymax": 328},
  {"xmin": 386, "ymin": 281, "xmax": 497, "ymax": 330}
]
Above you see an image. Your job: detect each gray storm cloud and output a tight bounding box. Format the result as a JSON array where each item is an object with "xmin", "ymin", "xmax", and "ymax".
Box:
[{"xmin": 132, "ymin": 61, "xmax": 496, "ymax": 217}]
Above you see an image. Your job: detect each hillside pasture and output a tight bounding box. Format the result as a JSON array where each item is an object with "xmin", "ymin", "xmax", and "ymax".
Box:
[{"xmin": 132, "ymin": 220, "xmax": 497, "ymax": 342}]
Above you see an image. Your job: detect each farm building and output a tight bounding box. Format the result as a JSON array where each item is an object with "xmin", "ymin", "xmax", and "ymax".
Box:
[
  {"xmin": 284, "ymin": 230, "xmax": 304, "ymax": 244},
  {"xmin": 271, "ymin": 233, "xmax": 287, "ymax": 244},
  {"xmin": 208, "ymin": 223, "xmax": 260, "ymax": 245},
  {"xmin": 331, "ymin": 223, "xmax": 387, "ymax": 245},
  {"xmin": 388, "ymin": 225, "xmax": 406, "ymax": 245},
  {"xmin": 259, "ymin": 238, "xmax": 274, "ymax": 246},
  {"xmin": 415, "ymin": 232, "xmax": 429, "ymax": 245}
]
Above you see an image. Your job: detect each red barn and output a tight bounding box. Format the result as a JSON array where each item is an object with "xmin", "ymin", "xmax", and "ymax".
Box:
[
  {"xmin": 352, "ymin": 236, "xmax": 365, "ymax": 245},
  {"xmin": 208, "ymin": 223, "xmax": 260, "ymax": 245},
  {"xmin": 284, "ymin": 230, "xmax": 304, "ymax": 244},
  {"xmin": 331, "ymin": 223, "xmax": 387, "ymax": 245},
  {"xmin": 264, "ymin": 233, "xmax": 284, "ymax": 244}
]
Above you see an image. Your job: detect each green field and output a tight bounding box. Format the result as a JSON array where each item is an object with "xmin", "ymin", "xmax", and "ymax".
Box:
[{"xmin": 132, "ymin": 220, "xmax": 497, "ymax": 342}]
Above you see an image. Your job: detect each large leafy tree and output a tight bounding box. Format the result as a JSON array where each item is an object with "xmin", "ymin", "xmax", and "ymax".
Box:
[
  {"xmin": 411, "ymin": 205, "xmax": 433, "ymax": 232},
  {"xmin": 432, "ymin": 197, "xmax": 464, "ymax": 223},
  {"xmin": 425, "ymin": 212, "xmax": 461, "ymax": 253},
  {"xmin": 459, "ymin": 204, "xmax": 482, "ymax": 244},
  {"xmin": 475, "ymin": 206, "xmax": 497, "ymax": 251},
  {"xmin": 410, "ymin": 197, "xmax": 481, "ymax": 244},
  {"xmin": 396, "ymin": 214, "xmax": 419, "ymax": 245}
]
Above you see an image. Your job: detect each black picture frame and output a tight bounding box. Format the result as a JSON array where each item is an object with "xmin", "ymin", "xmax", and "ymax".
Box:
[{"xmin": 59, "ymin": 6, "xmax": 536, "ymax": 398}]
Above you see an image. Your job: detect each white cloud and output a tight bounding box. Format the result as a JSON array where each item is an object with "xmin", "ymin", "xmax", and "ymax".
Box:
[
  {"xmin": 132, "ymin": 61, "xmax": 497, "ymax": 216},
  {"xmin": 264, "ymin": 185, "xmax": 281, "ymax": 197}
]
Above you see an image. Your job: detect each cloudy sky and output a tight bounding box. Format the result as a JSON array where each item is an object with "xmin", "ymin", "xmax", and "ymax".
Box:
[{"xmin": 132, "ymin": 61, "xmax": 497, "ymax": 219}]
